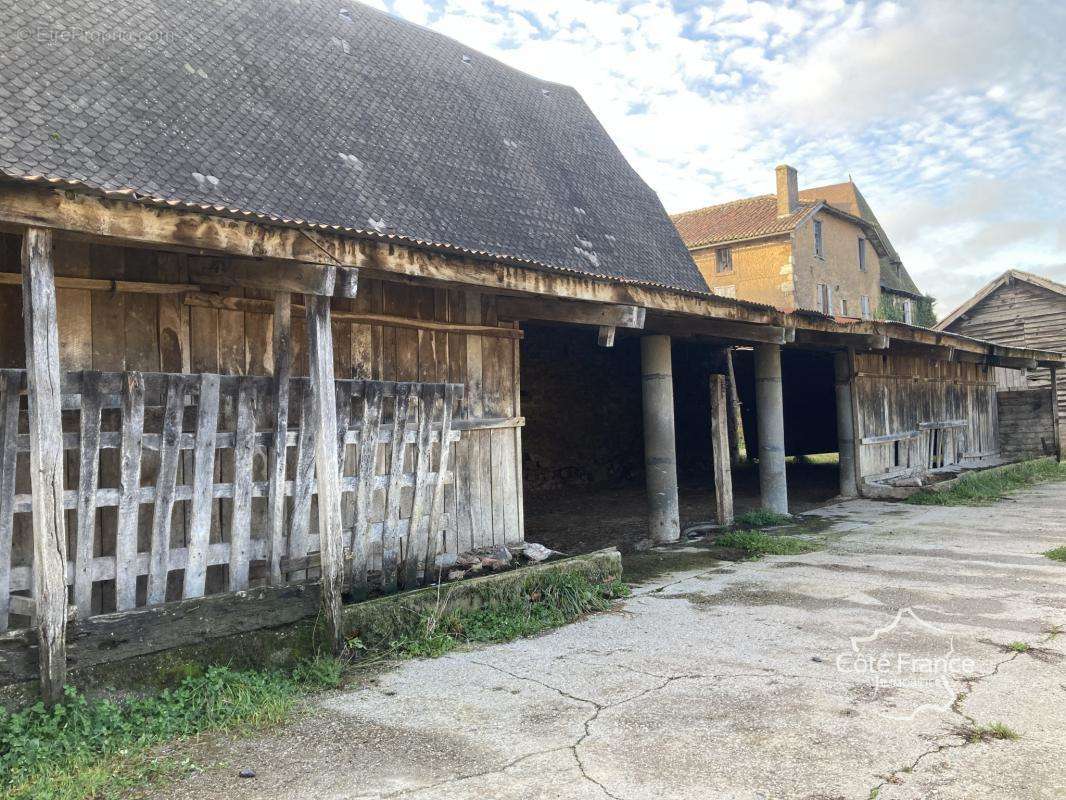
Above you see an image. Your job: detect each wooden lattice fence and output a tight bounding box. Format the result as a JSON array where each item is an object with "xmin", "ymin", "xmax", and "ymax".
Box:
[{"xmin": 0, "ymin": 370, "xmax": 463, "ymax": 631}]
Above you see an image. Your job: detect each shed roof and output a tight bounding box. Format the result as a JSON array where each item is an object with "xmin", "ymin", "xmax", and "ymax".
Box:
[
  {"xmin": 936, "ymin": 269, "xmax": 1066, "ymax": 330},
  {"xmin": 0, "ymin": 0, "xmax": 705, "ymax": 292}
]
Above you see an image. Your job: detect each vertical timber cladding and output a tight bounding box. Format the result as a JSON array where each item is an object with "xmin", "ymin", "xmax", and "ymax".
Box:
[
  {"xmin": 0, "ymin": 235, "xmax": 525, "ymax": 620},
  {"xmin": 852, "ymin": 350, "xmax": 1000, "ymax": 480}
]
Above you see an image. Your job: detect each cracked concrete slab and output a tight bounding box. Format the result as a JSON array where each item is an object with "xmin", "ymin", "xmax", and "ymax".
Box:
[{"xmin": 149, "ymin": 483, "xmax": 1066, "ymax": 800}]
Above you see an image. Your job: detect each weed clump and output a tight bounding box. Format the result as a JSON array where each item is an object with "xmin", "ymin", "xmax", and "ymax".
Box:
[
  {"xmin": 714, "ymin": 530, "xmax": 818, "ymax": 558},
  {"xmin": 952, "ymin": 721, "xmax": 1020, "ymax": 743},
  {"xmin": 352, "ymin": 571, "xmax": 629, "ymax": 660},
  {"xmin": 907, "ymin": 458, "xmax": 1066, "ymax": 506},
  {"xmin": 0, "ymin": 659, "xmax": 341, "ymax": 800},
  {"xmin": 733, "ymin": 509, "xmax": 794, "ymax": 529},
  {"xmin": 1044, "ymin": 547, "xmax": 1066, "ymax": 563}
]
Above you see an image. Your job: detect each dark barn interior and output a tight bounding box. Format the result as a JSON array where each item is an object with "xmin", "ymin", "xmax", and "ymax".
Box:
[{"xmin": 519, "ymin": 325, "xmax": 843, "ymax": 554}]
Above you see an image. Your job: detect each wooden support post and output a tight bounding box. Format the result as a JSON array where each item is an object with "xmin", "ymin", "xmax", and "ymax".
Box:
[
  {"xmin": 709, "ymin": 374, "xmax": 734, "ymax": 526},
  {"xmin": 267, "ymin": 293, "xmax": 292, "ymax": 584},
  {"xmin": 1051, "ymin": 365, "xmax": 1062, "ymax": 463},
  {"xmin": 724, "ymin": 348, "xmax": 743, "ymax": 466},
  {"xmin": 597, "ymin": 325, "xmax": 616, "ymax": 347},
  {"xmin": 847, "ymin": 347, "xmax": 864, "ymax": 493},
  {"xmin": 21, "ymin": 227, "xmax": 68, "ymax": 705},
  {"xmin": 305, "ymin": 294, "xmax": 345, "ymax": 654}
]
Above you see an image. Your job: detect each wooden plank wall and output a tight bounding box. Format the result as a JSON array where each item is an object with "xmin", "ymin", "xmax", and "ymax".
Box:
[
  {"xmin": 945, "ymin": 280, "xmax": 1066, "ymax": 425},
  {"xmin": 853, "ymin": 351, "xmax": 999, "ymax": 480},
  {"xmin": 0, "ymin": 234, "xmax": 524, "ymax": 619}
]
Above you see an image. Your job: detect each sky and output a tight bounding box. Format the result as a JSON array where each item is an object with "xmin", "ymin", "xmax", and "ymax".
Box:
[{"xmin": 358, "ymin": 0, "xmax": 1066, "ymax": 318}]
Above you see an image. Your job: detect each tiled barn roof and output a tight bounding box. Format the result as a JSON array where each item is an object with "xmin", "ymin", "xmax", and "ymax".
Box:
[{"xmin": 0, "ymin": 0, "xmax": 705, "ymax": 292}]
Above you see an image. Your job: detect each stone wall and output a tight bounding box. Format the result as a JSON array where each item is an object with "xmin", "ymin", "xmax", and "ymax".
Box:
[
  {"xmin": 690, "ymin": 236, "xmax": 793, "ymax": 308},
  {"xmin": 998, "ymin": 388, "xmax": 1060, "ymax": 461},
  {"xmin": 792, "ymin": 211, "xmax": 881, "ymax": 318}
]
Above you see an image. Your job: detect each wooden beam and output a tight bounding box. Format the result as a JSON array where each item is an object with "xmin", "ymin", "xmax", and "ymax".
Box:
[
  {"xmin": 496, "ymin": 295, "xmax": 646, "ymax": 329},
  {"xmin": 0, "ymin": 272, "xmax": 198, "ymax": 294},
  {"xmin": 305, "ymin": 294, "xmax": 345, "ymax": 653},
  {"xmin": 709, "ymin": 374, "xmax": 734, "ymax": 526},
  {"xmin": 647, "ymin": 315, "xmax": 790, "ymax": 345},
  {"xmin": 794, "ymin": 329, "xmax": 889, "ymax": 350},
  {"xmin": 0, "ymin": 184, "xmax": 779, "ymax": 327},
  {"xmin": 597, "ymin": 326, "xmax": 616, "ymax": 347},
  {"xmin": 267, "ymin": 293, "xmax": 292, "ymax": 585},
  {"xmin": 182, "ymin": 293, "xmax": 522, "ymax": 339},
  {"xmin": 189, "ymin": 258, "xmax": 358, "ymax": 298},
  {"xmin": 20, "ymin": 227, "xmax": 68, "ymax": 705},
  {"xmin": 2, "ymin": 184, "xmax": 1061, "ymax": 366}
]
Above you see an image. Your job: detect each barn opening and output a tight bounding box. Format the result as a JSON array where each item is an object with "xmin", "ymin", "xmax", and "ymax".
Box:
[{"xmin": 518, "ymin": 325, "xmax": 846, "ymax": 554}]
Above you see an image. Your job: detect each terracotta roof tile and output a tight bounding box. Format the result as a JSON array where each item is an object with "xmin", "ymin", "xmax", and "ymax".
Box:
[{"xmin": 670, "ymin": 195, "xmax": 816, "ymax": 249}]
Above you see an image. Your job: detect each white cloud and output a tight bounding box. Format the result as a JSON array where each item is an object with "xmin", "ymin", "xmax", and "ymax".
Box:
[{"xmin": 379, "ymin": 0, "xmax": 1066, "ymax": 313}]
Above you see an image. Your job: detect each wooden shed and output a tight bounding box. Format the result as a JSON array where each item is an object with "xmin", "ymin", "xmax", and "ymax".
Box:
[
  {"xmin": 938, "ymin": 270, "xmax": 1066, "ymax": 453},
  {"xmin": 1, "ymin": 0, "xmax": 1062, "ymax": 702}
]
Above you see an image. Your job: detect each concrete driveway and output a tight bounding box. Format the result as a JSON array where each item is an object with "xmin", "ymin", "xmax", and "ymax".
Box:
[{"xmin": 157, "ymin": 484, "xmax": 1066, "ymax": 800}]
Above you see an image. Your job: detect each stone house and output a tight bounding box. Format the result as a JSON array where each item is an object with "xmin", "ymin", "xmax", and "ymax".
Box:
[
  {"xmin": 797, "ymin": 180, "xmax": 927, "ymax": 325},
  {"xmin": 671, "ymin": 166, "xmax": 925, "ymax": 323}
]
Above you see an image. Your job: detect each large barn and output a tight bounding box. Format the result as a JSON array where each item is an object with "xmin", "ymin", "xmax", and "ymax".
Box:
[{"xmin": 1, "ymin": 0, "xmax": 1061, "ymax": 702}]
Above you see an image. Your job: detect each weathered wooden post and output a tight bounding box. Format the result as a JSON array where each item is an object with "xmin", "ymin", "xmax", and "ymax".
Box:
[
  {"xmin": 21, "ymin": 227, "xmax": 69, "ymax": 704},
  {"xmin": 305, "ymin": 293, "xmax": 346, "ymax": 653},
  {"xmin": 754, "ymin": 343, "xmax": 788, "ymax": 515},
  {"xmin": 267, "ymin": 292, "xmax": 292, "ymax": 584},
  {"xmin": 709, "ymin": 374, "xmax": 734, "ymax": 526},
  {"xmin": 1051, "ymin": 364, "xmax": 1062, "ymax": 463},
  {"xmin": 724, "ymin": 347, "xmax": 743, "ymax": 466}
]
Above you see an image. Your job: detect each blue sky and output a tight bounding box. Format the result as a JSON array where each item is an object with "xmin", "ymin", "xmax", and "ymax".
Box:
[{"xmin": 362, "ymin": 0, "xmax": 1066, "ymax": 315}]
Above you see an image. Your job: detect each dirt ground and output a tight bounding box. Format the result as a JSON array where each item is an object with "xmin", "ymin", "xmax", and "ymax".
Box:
[
  {"xmin": 147, "ymin": 482, "xmax": 1066, "ymax": 800},
  {"xmin": 526, "ymin": 458, "xmax": 841, "ymax": 554}
]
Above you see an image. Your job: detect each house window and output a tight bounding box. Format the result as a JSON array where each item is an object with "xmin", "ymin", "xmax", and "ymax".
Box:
[
  {"xmin": 903, "ymin": 299, "xmax": 914, "ymax": 325},
  {"xmin": 858, "ymin": 238, "xmax": 867, "ymax": 271},
  {"xmin": 814, "ymin": 219, "xmax": 824, "ymax": 257},
  {"xmin": 816, "ymin": 283, "xmax": 830, "ymax": 314},
  {"xmin": 840, "ymin": 298, "xmax": 849, "ymax": 317},
  {"xmin": 860, "ymin": 295, "xmax": 871, "ymax": 319},
  {"xmin": 715, "ymin": 247, "xmax": 733, "ymax": 274},
  {"xmin": 713, "ymin": 284, "xmax": 736, "ymax": 298}
]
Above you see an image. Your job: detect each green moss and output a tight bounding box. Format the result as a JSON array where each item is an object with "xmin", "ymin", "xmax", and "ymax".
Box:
[
  {"xmin": 714, "ymin": 530, "xmax": 819, "ymax": 558},
  {"xmin": 347, "ymin": 569, "xmax": 629, "ymax": 661},
  {"xmin": 906, "ymin": 458, "xmax": 1066, "ymax": 506},
  {"xmin": 734, "ymin": 509, "xmax": 794, "ymax": 529}
]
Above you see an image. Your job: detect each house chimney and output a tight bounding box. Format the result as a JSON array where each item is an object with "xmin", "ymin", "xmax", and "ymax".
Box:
[{"xmin": 776, "ymin": 164, "xmax": 799, "ymax": 217}]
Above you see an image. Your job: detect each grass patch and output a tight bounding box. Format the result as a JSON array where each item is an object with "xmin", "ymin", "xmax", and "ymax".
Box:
[
  {"xmin": 1044, "ymin": 547, "xmax": 1066, "ymax": 563},
  {"xmin": 1, "ymin": 570, "xmax": 626, "ymax": 800},
  {"xmin": 1006, "ymin": 641, "xmax": 1030, "ymax": 653},
  {"xmin": 714, "ymin": 529, "xmax": 818, "ymax": 558},
  {"xmin": 351, "ymin": 570, "xmax": 629, "ymax": 661},
  {"xmin": 906, "ymin": 458, "xmax": 1066, "ymax": 506},
  {"xmin": 0, "ymin": 658, "xmax": 342, "ymax": 800},
  {"xmin": 952, "ymin": 721, "xmax": 1020, "ymax": 743},
  {"xmin": 733, "ymin": 509, "xmax": 794, "ymax": 529}
]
